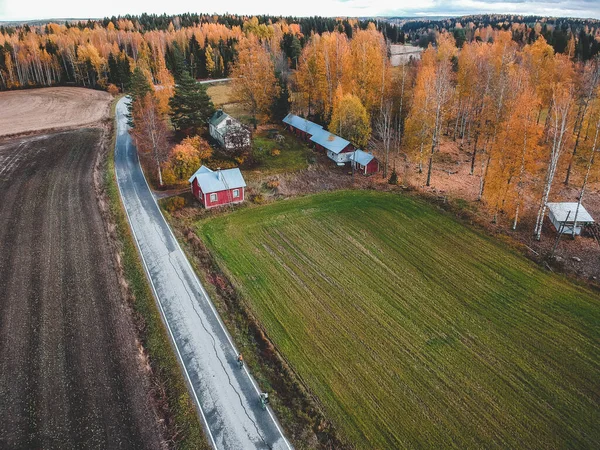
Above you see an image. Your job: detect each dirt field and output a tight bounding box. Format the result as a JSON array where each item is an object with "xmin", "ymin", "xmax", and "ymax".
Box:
[
  {"xmin": 0, "ymin": 87, "xmax": 111, "ymax": 137},
  {"xmin": 0, "ymin": 129, "xmax": 162, "ymax": 448}
]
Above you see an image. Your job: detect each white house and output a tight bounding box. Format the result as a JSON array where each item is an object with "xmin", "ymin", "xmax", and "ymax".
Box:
[
  {"xmin": 209, "ymin": 110, "xmax": 251, "ymax": 151},
  {"xmin": 547, "ymin": 202, "xmax": 595, "ymax": 235}
]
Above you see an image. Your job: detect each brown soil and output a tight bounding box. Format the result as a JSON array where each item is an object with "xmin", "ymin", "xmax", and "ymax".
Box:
[
  {"xmin": 0, "ymin": 87, "xmax": 111, "ymax": 137},
  {"xmin": 0, "ymin": 129, "xmax": 162, "ymax": 449}
]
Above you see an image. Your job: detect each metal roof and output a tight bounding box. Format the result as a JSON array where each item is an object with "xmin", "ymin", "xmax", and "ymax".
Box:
[
  {"xmin": 350, "ymin": 149, "xmax": 374, "ymax": 166},
  {"xmin": 547, "ymin": 202, "xmax": 594, "ymax": 223},
  {"xmin": 282, "ymin": 113, "xmax": 324, "ymax": 136},
  {"xmin": 209, "ymin": 110, "xmax": 230, "ymax": 127},
  {"xmin": 309, "ymin": 129, "xmax": 352, "ymax": 154},
  {"xmin": 188, "ymin": 165, "xmax": 246, "ymax": 193}
]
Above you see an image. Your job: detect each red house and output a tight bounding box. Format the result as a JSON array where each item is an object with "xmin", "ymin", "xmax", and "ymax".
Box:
[
  {"xmin": 188, "ymin": 166, "xmax": 246, "ymax": 208},
  {"xmin": 350, "ymin": 150, "xmax": 379, "ymax": 175}
]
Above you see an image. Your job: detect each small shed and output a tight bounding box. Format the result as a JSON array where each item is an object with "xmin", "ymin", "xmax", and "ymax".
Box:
[
  {"xmin": 309, "ymin": 130, "xmax": 354, "ymax": 165},
  {"xmin": 188, "ymin": 165, "xmax": 246, "ymax": 209},
  {"xmin": 547, "ymin": 202, "xmax": 595, "ymax": 235},
  {"xmin": 350, "ymin": 150, "xmax": 379, "ymax": 175}
]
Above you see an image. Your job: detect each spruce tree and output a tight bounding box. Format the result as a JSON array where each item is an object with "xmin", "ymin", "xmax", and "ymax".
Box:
[
  {"xmin": 169, "ymin": 71, "xmax": 215, "ymax": 136},
  {"xmin": 270, "ymin": 75, "xmax": 291, "ymax": 122},
  {"xmin": 126, "ymin": 66, "xmax": 153, "ymax": 126}
]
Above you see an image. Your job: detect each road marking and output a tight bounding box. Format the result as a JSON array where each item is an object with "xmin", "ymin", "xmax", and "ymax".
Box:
[
  {"xmin": 115, "ymin": 98, "xmax": 292, "ymax": 449},
  {"xmin": 133, "ymin": 135, "xmax": 293, "ymax": 450},
  {"xmin": 114, "ymin": 119, "xmax": 219, "ymax": 450}
]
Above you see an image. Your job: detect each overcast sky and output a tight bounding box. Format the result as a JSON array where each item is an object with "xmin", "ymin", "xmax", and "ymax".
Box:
[{"xmin": 1, "ymin": 0, "xmax": 599, "ymax": 22}]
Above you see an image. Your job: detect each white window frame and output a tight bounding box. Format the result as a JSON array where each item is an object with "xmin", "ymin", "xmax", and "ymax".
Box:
[
  {"xmin": 210, "ymin": 193, "xmax": 217, "ymax": 202},
  {"xmin": 233, "ymin": 189, "xmax": 239, "ymax": 198}
]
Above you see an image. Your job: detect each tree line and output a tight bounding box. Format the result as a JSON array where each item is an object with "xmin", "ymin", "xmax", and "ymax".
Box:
[
  {"xmin": 287, "ymin": 26, "xmax": 599, "ymax": 238},
  {"xmin": 394, "ymin": 14, "xmax": 600, "ymax": 62}
]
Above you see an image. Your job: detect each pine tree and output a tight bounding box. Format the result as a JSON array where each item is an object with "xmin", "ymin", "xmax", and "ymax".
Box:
[
  {"xmin": 127, "ymin": 66, "xmax": 153, "ymax": 126},
  {"xmin": 169, "ymin": 71, "xmax": 215, "ymax": 136},
  {"xmin": 270, "ymin": 75, "xmax": 291, "ymax": 121}
]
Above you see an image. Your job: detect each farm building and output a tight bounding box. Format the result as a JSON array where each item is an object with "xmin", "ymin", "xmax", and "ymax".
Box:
[
  {"xmin": 547, "ymin": 202, "xmax": 595, "ymax": 235},
  {"xmin": 310, "ymin": 130, "xmax": 355, "ymax": 165},
  {"xmin": 350, "ymin": 150, "xmax": 379, "ymax": 175},
  {"xmin": 209, "ymin": 110, "xmax": 251, "ymax": 151},
  {"xmin": 282, "ymin": 114, "xmax": 355, "ymax": 165},
  {"xmin": 282, "ymin": 113, "xmax": 323, "ymax": 141},
  {"xmin": 188, "ymin": 165, "xmax": 246, "ymax": 209}
]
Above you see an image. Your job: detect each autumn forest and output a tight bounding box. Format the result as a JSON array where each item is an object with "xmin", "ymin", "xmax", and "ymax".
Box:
[{"xmin": 2, "ymin": 13, "xmax": 600, "ymax": 238}]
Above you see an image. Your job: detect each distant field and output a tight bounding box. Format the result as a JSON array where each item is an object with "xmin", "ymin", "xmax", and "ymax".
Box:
[
  {"xmin": 206, "ymin": 82, "xmax": 233, "ymax": 106},
  {"xmin": 206, "ymin": 81, "xmax": 253, "ymax": 124},
  {"xmin": 0, "ymin": 87, "xmax": 111, "ymax": 136},
  {"xmin": 197, "ymin": 190, "xmax": 600, "ymax": 449}
]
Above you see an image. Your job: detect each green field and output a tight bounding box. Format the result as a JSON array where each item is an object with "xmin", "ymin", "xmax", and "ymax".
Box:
[{"xmin": 196, "ymin": 190, "xmax": 600, "ymax": 449}]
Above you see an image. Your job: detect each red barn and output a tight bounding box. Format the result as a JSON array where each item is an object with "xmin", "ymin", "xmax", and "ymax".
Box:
[
  {"xmin": 188, "ymin": 166, "xmax": 246, "ymax": 208},
  {"xmin": 350, "ymin": 150, "xmax": 379, "ymax": 175},
  {"xmin": 282, "ymin": 113, "xmax": 323, "ymax": 142},
  {"xmin": 309, "ymin": 130, "xmax": 355, "ymax": 165}
]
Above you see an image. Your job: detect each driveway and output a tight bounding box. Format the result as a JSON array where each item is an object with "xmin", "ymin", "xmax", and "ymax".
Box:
[{"xmin": 114, "ymin": 97, "xmax": 291, "ymax": 450}]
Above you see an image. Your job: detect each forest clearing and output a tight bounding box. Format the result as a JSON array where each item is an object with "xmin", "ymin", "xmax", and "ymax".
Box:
[
  {"xmin": 0, "ymin": 87, "xmax": 111, "ymax": 136},
  {"xmin": 195, "ymin": 190, "xmax": 600, "ymax": 449}
]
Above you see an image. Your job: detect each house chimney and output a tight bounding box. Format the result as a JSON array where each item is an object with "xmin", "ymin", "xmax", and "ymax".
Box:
[{"xmin": 217, "ymin": 168, "xmax": 223, "ymax": 181}]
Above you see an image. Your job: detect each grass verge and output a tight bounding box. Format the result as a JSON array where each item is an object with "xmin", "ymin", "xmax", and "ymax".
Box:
[
  {"xmin": 103, "ymin": 97, "xmax": 209, "ymax": 450},
  {"xmin": 195, "ymin": 189, "xmax": 600, "ymax": 449}
]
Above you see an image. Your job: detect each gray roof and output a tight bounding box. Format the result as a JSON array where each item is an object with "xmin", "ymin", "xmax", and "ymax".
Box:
[
  {"xmin": 283, "ymin": 113, "xmax": 323, "ymax": 136},
  {"xmin": 309, "ymin": 129, "xmax": 352, "ymax": 154},
  {"xmin": 350, "ymin": 149, "xmax": 374, "ymax": 166},
  {"xmin": 547, "ymin": 202, "xmax": 594, "ymax": 223},
  {"xmin": 209, "ymin": 110, "xmax": 230, "ymax": 127},
  {"xmin": 188, "ymin": 165, "xmax": 246, "ymax": 193}
]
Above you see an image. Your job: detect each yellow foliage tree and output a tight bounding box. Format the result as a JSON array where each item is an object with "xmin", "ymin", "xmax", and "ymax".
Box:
[
  {"xmin": 329, "ymin": 93, "xmax": 371, "ymax": 148},
  {"xmin": 230, "ymin": 37, "xmax": 279, "ymax": 128}
]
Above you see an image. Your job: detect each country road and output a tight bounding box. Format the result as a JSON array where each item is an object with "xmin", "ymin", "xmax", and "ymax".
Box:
[{"xmin": 114, "ymin": 97, "xmax": 291, "ymax": 450}]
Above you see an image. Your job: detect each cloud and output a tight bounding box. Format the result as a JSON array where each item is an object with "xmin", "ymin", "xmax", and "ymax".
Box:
[
  {"xmin": 0, "ymin": 0, "xmax": 599, "ymax": 22},
  {"xmin": 382, "ymin": 0, "xmax": 600, "ymax": 18}
]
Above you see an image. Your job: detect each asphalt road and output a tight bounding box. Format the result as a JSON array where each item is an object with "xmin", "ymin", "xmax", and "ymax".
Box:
[
  {"xmin": 114, "ymin": 97, "xmax": 291, "ymax": 450},
  {"xmin": 0, "ymin": 129, "xmax": 161, "ymax": 449}
]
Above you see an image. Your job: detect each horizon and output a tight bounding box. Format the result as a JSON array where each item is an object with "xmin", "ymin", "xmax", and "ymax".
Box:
[{"xmin": 1, "ymin": 0, "xmax": 599, "ymax": 22}]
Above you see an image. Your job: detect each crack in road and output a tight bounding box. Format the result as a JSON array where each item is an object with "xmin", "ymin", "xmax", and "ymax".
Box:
[
  {"xmin": 164, "ymin": 249, "xmax": 271, "ymax": 449},
  {"xmin": 115, "ymin": 97, "xmax": 289, "ymax": 450}
]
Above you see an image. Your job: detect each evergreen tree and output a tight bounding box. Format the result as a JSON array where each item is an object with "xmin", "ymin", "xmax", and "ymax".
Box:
[
  {"xmin": 169, "ymin": 71, "xmax": 215, "ymax": 136},
  {"xmin": 165, "ymin": 42, "xmax": 187, "ymax": 81},
  {"xmin": 127, "ymin": 66, "xmax": 153, "ymax": 126},
  {"xmin": 388, "ymin": 168, "xmax": 398, "ymax": 185},
  {"xmin": 271, "ymin": 75, "xmax": 291, "ymax": 121}
]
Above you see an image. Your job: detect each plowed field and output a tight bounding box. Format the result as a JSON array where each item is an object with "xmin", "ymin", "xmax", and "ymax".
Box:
[
  {"xmin": 0, "ymin": 87, "xmax": 111, "ymax": 137},
  {"xmin": 0, "ymin": 129, "xmax": 161, "ymax": 448}
]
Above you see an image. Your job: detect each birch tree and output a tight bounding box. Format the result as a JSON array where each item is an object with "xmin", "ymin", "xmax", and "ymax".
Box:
[
  {"xmin": 534, "ymin": 84, "xmax": 574, "ymax": 240},
  {"xmin": 130, "ymin": 94, "xmax": 170, "ymax": 187}
]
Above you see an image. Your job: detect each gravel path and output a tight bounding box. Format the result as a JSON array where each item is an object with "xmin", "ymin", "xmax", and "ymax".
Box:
[{"xmin": 0, "ymin": 129, "xmax": 162, "ymax": 449}]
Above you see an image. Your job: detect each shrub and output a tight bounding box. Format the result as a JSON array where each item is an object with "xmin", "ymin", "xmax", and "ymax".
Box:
[
  {"xmin": 271, "ymin": 149, "xmax": 281, "ymax": 157},
  {"xmin": 252, "ymin": 194, "xmax": 265, "ymax": 204},
  {"xmin": 164, "ymin": 196, "xmax": 185, "ymax": 213},
  {"xmin": 107, "ymin": 83, "xmax": 120, "ymax": 96},
  {"xmin": 266, "ymin": 180, "xmax": 280, "ymax": 189},
  {"xmin": 388, "ymin": 168, "xmax": 398, "ymax": 185}
]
